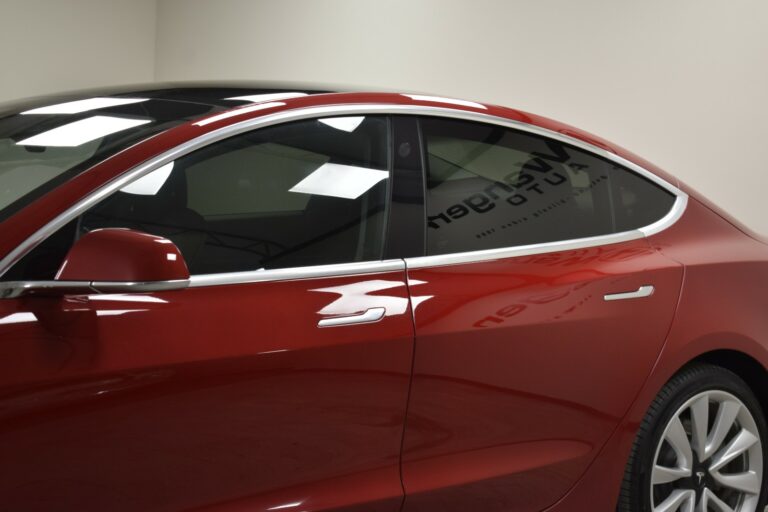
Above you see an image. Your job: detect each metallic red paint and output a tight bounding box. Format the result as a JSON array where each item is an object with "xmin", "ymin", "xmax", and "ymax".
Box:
[
  {"xmin": 56, "ymin": 228, "xmax": 189, "ymax": 282},
  {"xmin": 0, "ymin": 272, "xmax": 414, "ymax": 511},
  {"xmin": 540, "ymin": 197, "xmax": 768, "ymax": 511},
  {"xmin": 400, "ymin": 238, "xmax": 683, "ymax": 511},
  {"xmin": 1, "ymin": 89, "xmax": 767, "ymax": 511}
]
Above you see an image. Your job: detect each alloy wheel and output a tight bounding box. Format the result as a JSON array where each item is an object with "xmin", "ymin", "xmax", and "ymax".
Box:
[{"xmin": 651, "ymin": 390, "xmax": 763, "ymax": 512}]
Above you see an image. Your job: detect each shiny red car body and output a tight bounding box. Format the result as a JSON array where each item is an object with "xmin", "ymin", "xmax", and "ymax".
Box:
[{"xmin": 0, "ymin": 84, "xmax": 767, "ymax": 511}]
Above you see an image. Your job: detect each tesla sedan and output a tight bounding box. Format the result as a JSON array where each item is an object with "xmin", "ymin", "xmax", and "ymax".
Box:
[{"xmin": 0, "ymin": 83, "xmax": 766, "ymax": 512}]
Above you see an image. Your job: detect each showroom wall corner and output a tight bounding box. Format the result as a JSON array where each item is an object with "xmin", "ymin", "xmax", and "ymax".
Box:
[{"xmin": 0, "ymin": 0, "xmax": 158, "ymax": 103}]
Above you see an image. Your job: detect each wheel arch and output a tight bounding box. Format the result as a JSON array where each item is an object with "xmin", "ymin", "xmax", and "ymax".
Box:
[
  {"xmin": 610, "ymin": 347, "xmax": 768, "ymax": 508},
  {"xmin": 690, "ymin": 349, "xmax": 768, "ymax": 420}
]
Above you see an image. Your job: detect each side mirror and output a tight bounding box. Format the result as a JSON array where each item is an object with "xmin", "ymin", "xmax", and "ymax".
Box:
[
  {"xmin": 0, "ymin": 229, "xmax": 190, "ymax": 299},
  {"xmin": 57, "ymin": 228, "xmax": 190, "ymax": 283}
]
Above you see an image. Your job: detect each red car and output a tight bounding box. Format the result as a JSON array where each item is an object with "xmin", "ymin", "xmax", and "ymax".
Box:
[{"xmin": 0, "ymin": 84, "xmax": 765, "ymax": 512}]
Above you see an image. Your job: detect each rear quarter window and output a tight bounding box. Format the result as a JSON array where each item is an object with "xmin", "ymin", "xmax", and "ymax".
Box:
[{"xmin": 420, "ymin": 117, "xmax": 676, "ymax": 255}]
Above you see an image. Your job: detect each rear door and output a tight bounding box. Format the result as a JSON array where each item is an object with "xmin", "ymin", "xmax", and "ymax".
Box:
[
  {"xmin": 400, "ymin": 117, "xmax": 685, "ymax": 512},
  {"xmin": 0, "ymin": 115, "xmax": 415, "ymax": 511}
]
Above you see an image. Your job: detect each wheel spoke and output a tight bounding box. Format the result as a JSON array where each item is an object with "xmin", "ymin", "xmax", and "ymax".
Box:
[
  {"xmin": 710, "ymin": 470, "xmax": 761, "ymax": 495},
  {"xmin": 665, "ymin": 415, "xmax": 693, "ymax": 469},
  {"xmin": 652, "ymin": 464, "xmax": 691, "ymax": 485},
  {"xmin": 654, "ymin": 489, "xmax": 695, "ymax": 512},
  {"xmin": 648, "ymin": 390, "xmax": 763, "ymax": 512},
  {"xmin": 700, "ymin": 488, "xmax": 736, "ymax": 512},
  {"xmin": 705, "ymin": 400, "xmax": 741, "ymax": 460},
  {"xmin": 690, "ymin": 395, "xmax": 709, "ymax": 458},
  {"xmin": 710, "ymin": 428, "xmax": 759, "ymax": 471}
]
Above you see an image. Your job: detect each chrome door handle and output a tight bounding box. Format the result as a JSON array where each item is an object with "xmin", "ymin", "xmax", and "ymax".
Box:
[
  {"xmin": 318, "ymin": 307, "xmax": 386, "ymax": 328},
  {"xmin": 604, "ymin": 285, "xmax": 655, "ymax": 302}
]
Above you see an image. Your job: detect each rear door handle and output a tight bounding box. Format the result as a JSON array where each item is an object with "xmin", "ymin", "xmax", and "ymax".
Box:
[
  {"xmin": 604, "ymin": 285, "xmax": 655, "ymax": 302},
  {"xmin": 318, "ymin": 307, "xmax": 386, "ymax": 328}
]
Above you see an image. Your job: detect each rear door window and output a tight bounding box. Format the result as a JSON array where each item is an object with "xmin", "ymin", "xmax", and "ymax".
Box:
[{"xmin": 420, "ymin": 117, "xmax": 676, "ymax": 255}]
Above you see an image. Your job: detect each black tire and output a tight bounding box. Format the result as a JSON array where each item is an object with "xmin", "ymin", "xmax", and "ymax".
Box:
[{"xmin": 618, "ymin": 363, "xmax": 768, "ymax": 511}]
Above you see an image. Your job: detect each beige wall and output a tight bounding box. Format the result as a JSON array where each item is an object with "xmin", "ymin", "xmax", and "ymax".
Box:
[
  {"xmin": 155, "ymin": 0, "xmax": 768, "ymax": 235},
  {"xmin": 0, "ymin": 0, "xmax": 157, "ymax": 102},
  {"xmin": 3, "ymin": 0, "xmax": 768, "ymax": 234}
]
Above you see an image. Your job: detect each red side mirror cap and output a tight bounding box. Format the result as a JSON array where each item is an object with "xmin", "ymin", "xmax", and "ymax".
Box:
[{"xmin": 56, "ymin": 228, "xmax": 190, "ymax": 283}]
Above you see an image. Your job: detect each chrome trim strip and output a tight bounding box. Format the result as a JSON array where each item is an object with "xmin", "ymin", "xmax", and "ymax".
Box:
[
  {"xmin": 405, "ymin": 194, "xmax": 687, "ymax": 269},
  {"xmin": 318, "ymin": 307, "xmax": 386, "ymax": 328},
  {"xmin": 188, "ymin": 260, "xmax": 405, "ymax": 287},
  {"xmin": 0, "ymin": 280, "xmax": 94, "ymax": 299},
  {"xmin": 405, "ymin": 229, "xmax": 644, "ymax": 269},
  {"xmin": 0, "ymin": 279, "xmax": 189, "ymax": 299},
  {"xmin": 604, "ymin": 285, "xmax": 655, "ymax": 302},
  {"xmin": 91, "ymin": 279, "xmax": 190, "ymax": 293},
  {"xmin": 639, "ymin": 194, "xmax": 688, "ymax": 237},
  {"xmin": 0, "ymin": 102, "xmax": 688, "ymax": 281}
]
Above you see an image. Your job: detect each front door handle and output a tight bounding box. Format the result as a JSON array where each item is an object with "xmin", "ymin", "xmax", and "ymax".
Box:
[
  {"xmin": 318, "ymin": 307, "xmax": 386, "ymax": 328},
  {"xmin": 604, "ymin": 285, "xmax": 655, "ymax": 302}
]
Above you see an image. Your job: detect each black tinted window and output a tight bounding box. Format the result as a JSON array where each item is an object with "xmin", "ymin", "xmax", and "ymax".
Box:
[
  {"xmin": 10, "ymin": 116, "xmax": 390, "ymax": 278},
  {"xmin": 421, "ymin": 118, "xmax": 675, "ymax": 255}
]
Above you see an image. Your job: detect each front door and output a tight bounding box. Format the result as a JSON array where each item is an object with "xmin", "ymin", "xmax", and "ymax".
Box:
[{"xmin": 0, "ymin": 115, "xmax": 414, "ymax": 511}]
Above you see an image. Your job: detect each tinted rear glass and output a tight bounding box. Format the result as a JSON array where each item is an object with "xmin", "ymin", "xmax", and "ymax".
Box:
[{"xmin": 421, "ymin": 117, "xmax": 676, "ymax": 255}]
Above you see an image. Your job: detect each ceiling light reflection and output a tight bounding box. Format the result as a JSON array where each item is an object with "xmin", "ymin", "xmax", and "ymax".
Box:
[
  {"xmin": 21, "ymin": 97, "xmax": 149, "ymax": 115},
  {"xmin": 88, "ymin": 294, "xmax": 167, "ymax": 303},
  {"xmin": 0, "ymin": 312, "xmax": 37, "ymax": 325},
  {"xmin": 193, "ymin": 101, "xmax": 285, "ymax": 127},
  {"xmin": 226, "ymin": 92, "xmax": 307, "ymax": 103},
  {"xmin": 319, "ymin": 116, "xmax": 365, "ymax": 132},
  {"xmin": 290, "ymin": 163, "xmax": 388, "ymax": 200},
  {"xmin": 267, "ymin": 501, "xmax": 304, "ymax": 510},
  {"xmin": 121, "ymin": 162, "xmax": 174, "ymax": 196},
  {"xmin": 410, "ymin": 295, "xmax": 434, "ymax": 311},
  {"xmin": 312, "ymin": 280, "xmax": 410, "ymax": 317},
  {"xmin": 96, "ymin": 309, "xmax": 148, "ymax": 317},
  {"xmin": 17, "ymin": 116, "xmax": 151, "ymax": 147},
  {"xmin": 406, "ymin": 279, "xmax": 433, "ymax": 311},
  {"xmin": 258, "ymin": 349, "xmax": 289, "ymax": 355},
  {"xmin": 403, "ymin": 94, "xmax": 487, "ymax": 110}
]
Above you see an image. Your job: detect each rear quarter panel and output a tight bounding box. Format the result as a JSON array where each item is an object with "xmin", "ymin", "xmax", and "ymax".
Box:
[{"xmin": 545, "ymin": 197, "xmax": 768, "ymax": 510}]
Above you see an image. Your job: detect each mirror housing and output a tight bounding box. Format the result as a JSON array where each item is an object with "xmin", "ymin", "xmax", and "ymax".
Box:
[
  {"xmin": 0, "ymin": 229, "xmax": 190, "ymax": 299},
  {"xmin": 57, "ymin": 228, "xmax": 189, "ymax": 282}
]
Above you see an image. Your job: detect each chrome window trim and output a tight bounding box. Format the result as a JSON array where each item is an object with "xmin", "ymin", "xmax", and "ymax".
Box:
[
  {"xmin": 92, "ymin": 279, "xmax": 190, "ymax": 293},
  {"xmin": 639, "ymin": 194, "xmax": 688, "ymax": 237},
  {"xmin": 188, "ymin": 260, "xmax": 405, "ymax": 288},
  {"xmin": 406, "ymin": 230, "xmax": 642, "ymax": 269},
  {"xmin": 0, "ymin": 280, "xmax": 95, "ymax": 299},
  {"xmin": 403, "ymin": 194, "xmax": 687, "ymax": 269},
  {"xmin": 0, "ymin": 103, "xmax": 688, "ymax": 285},
  {"xmin": 0, "ymin": 279, "xmax": 190, "ymax": 299}
]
